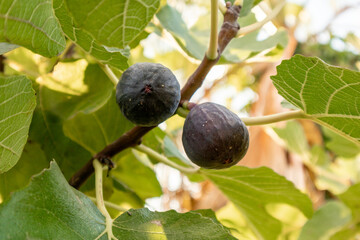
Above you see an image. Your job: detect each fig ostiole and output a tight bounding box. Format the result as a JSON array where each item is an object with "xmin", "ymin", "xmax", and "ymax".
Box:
[
  {"xmin": 182, "ymin": 102, "xmax": 249, "ymax": 169},
  {"xmin": 116, "ymin": 63, "xmax": 181, "ymax": 126}
]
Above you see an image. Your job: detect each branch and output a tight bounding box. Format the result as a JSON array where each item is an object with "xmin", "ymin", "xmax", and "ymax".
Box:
[
  {"xmin": 69, "ymin": 126, "xmax": 154, "ymax": 188},
  {"xmin": 236, "ymin": 0, "xmax": 285, "ymax": 37},
  {"xmin": 181, "ymin": 3, "xmax": 241, "ymax": 101},
  {"xmin": 69, "ymin": 3, "xmax": 242, "ymax": 189}
]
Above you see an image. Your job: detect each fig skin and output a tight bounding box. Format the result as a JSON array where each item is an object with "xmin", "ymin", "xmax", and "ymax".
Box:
[
  {"xmin": 182, "ymin": 102, "xmax": 249, "ymax": 169},
  {"xmin": 116, "ymin": 63, "xmax": 181, "ymax": 126}
]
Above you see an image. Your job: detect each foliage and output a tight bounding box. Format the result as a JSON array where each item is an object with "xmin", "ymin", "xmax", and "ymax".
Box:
[{"xmin": 0, "ymin": 0, "xmax": 359, "ymax": 239}]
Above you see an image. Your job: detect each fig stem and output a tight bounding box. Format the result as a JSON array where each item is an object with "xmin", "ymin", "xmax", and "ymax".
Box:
[
  {"xmin": 88, "ymin": 196, "xmax": 127, "ymax": 212},
  {"xmin": 93, "ymin": 159, "xmax": 117, "ymax": 240},
  {"xmin": 134, "ymin": 144, "xmax": 199, "ymax": 174},
  {"xmin": 236, "ymin": 0, "xmax": 286, "ymax": 37},
  {"xmin": 206, "ymin": 0, "xmax": 219, "ymax": 60},
  {"xmin": 176, "ymin": 109, "xmax": 307, "ymax": 125},
  {"xmin": 176, "ymin": 107, "xmax": 189, "ymax": 118},
  {"xmin": 100, "ymin": 64, "xmax": 119, "ymax": 86},
  {"xmin": 241, "ymin": 110, "xmax": 307, "ymax": 126}
]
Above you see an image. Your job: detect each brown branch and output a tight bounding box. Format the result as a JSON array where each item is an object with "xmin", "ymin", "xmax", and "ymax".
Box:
[
  {"xmin": 69, "ymin": 3, "xmax": 242, "ymax": 189},
  {"xmin": 69, "ymin": 126, "xmax": 154, "ymax": 188}
]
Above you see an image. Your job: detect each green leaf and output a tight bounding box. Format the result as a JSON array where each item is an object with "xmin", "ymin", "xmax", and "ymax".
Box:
[
  {"xmin": 0, "ymin": 0, "xmax": 66, "ymax": 57},
  {"xmin": 222, "ymin": 29, "xmax": 288, "ymax": 63},
  {"xmin": 40, "ymin": 62, "xmax": 114, "ymax": 119},
  {"xmin": 163, "ymin": 136, "xmax": 192, "ymax": 165},
  {"xmin": 0, "ymin": 42, "xmax": 18, "ymax": 54},
  {"xmin": 272, "ymin": 121, "xmax": 309, "ymax": 155},
  {"xmin": 156, "ymin": 5, "xmax": 207, "ymax": 60},
  {"xmin": 0, "ymin": 75, "xmax": 36, "ymax": 173},
  {"xmin": 330, "ymin": 227, "xmax": 360, "ymax": 240},
  {"xmin": 53, "ymin": 0, "xmax": 127, "ymax": 70},
  {"xmin": 203, "ymin": 166, "xmax": 313, "ymax": 240},
  {"xmin": 298, "ymin": 201, "xmax": 352, "ymax": 240},
  {"xmin": 241, "ymin": 0, "xmax": 263, "ymax": 16},
  {"xmin": 29, "ymin": 101, "xmax": 92, "ymax": 180},
  {"xmin": 323, "ymin": 127, "xmax": 360, "ymax": 158},
  {"xmin": 227, "ymin": 0, "xmax": 262, "ymax": 16},
  {"xmin": 157, "ymin": 5, "xmax": 287, "ymax": 63},
  {"xmin": 64, "ymin": 0, "xmax": 159, "ymax": 49},
  {"xmin": 338, "ymin": 183, "xmax": 360, "ymax": 221},
  {"xmin": 0, "ymin": 161, "xmax": 105, "ymax": 239},
  {"xmin": 111, "ymin": 151, "xmax": 162, "ymax": 200},
  {"xmin": 0, "ymin": 141, "xmax": 48, "ymax": 201},
  {"xmin": 63, "ymin": 91, "xmax": 134, "ymax": 155},
  {"xmin": 0, "ymin": 161, "xmax": 236, "ymax": 239},
  {"xmin": 271, "ymin": 55, "xmax": 360, "ymax": 144},
  {"xmin": 53, "ymin": 0, "xmax": 160, "ymax": 70},
  {"xmin": 113, "ymin": 208, "xmax": 237, "ymax": 239}
]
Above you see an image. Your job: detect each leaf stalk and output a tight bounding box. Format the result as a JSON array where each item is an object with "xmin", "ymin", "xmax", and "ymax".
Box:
[{"xmin": 134, "ymin": 144, "xmax": 199, "ymax": 174}]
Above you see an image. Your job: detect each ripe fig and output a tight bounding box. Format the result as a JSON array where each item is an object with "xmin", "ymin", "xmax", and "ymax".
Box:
[
  {"xmin": 116, "ymin": 63, "xmax": 181, "ymax": 126},
  {"xmin": 182, "ymin": 102, "xmax": 249, "ymax": 169}
]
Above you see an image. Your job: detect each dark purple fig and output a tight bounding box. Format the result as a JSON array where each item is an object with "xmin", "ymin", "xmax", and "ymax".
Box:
[
  {"xmin": 182, "ymin": 102, "xmax": 249, "ymax": 169},
  {"xmin": 116, "ymin": 63, "xmax": 181, "ymax": 126}
]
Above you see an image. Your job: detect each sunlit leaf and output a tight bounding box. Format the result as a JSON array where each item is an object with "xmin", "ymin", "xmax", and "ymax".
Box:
[
  {"xmin": 112, "ymin": 208, "xmax": 237, "ymax": 239},
  {"xmin": 298, "ymin": 201, "xmax": 352, "ymax": 240},
  {"xmin": 272, "ymin": 121, "xmax": 309, "ymax": 155},
  {"xmin": 203, "ymin": 166, "xmax": 313, "ymax": 240},
  {"xmin": 40, "ymin": 62, "xmax": 114, "ymax": 119},
  {"xmin": 338, "ymin": 183, "xmax": 360, "ymax": 221}
]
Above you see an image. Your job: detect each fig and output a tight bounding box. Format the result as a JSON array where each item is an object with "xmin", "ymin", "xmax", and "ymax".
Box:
[
  {"xmin": 182, "ymin": 102, "xmax": 249, "ymax": 169},
  {"xmin": 116, "ymin": 63, "xmax": 181, "ymax": 126}
]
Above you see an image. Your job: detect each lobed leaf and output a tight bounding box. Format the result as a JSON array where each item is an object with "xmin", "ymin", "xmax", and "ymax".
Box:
[
  {"xmin": 53, "ymin": 0, "xmax": 160, "ymax": 70},
  {"xmin": 0, "ymin": 161, "xmax": 105, "ymax": 239},
  {"xmin": 0, "ymin": 75, "xmax": 36, "ymax": 173},
  {"xmin": 63, "ymin": 0, "xmax": 159, "ymax": 49},
  {"xmin": 112, "ymin": 208, "xmax": 237, "ymax": 239},
  {"xmin": 0, "ymin": 0, "xmax": 66, "ymax": 57},
  {"xmin": 0, "ymin": 161, "xmax": 236, "ymax": 239},
  {"xmin": 271, "ymin": 55, "xmax": 360, "ymax": 144}
]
